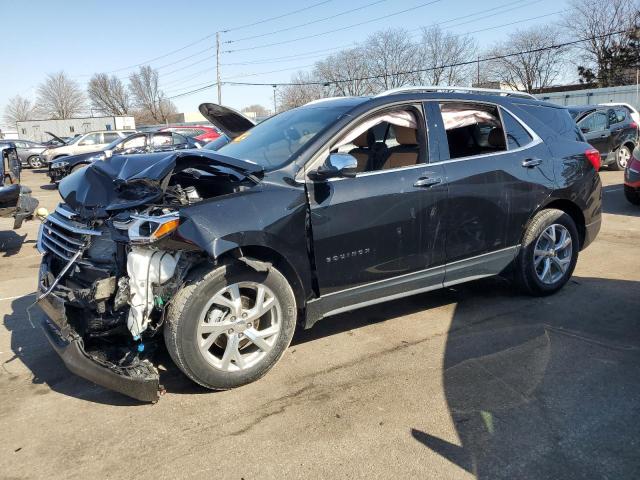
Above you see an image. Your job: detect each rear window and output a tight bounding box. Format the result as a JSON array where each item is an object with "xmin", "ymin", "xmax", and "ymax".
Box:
[
  {"xmin": 501, "ymin": 109, "xmax": 533, "ymax": 149},
  {"xmin": 516, "ymin": 104, "xmax": 583, "ymax": 141}
]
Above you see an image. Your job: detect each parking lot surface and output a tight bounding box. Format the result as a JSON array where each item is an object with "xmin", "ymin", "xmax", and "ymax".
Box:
[{"xmin": 1, "ymin": 169, "xmax": 639, "ymax": 479}]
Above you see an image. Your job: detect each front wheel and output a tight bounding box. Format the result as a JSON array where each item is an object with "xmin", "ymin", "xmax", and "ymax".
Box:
[
  {"xmin": 515, "ymin": 209, "xmax": 579, "ymax": 296},
  {"xmin": 164, "ymin": 263, "xmax": 297, "ymax": 390}
]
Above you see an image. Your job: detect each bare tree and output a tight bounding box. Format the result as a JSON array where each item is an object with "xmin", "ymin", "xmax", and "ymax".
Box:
[
  {"xmin": 129, "ymin": 66, "xmax": 176, "ymax": 124},
  {"xmin": 315, "ymin": 47, "xmax": 373, "ymax": 96},
  {"xmin": 561, "ymin": 0, "xmax": 638, "ymax": 86},
  {"xmin": 484, "ymin": 27, "xmax": 568, "ymax": 92},
  {"xmin": 241, "ymin": 104, "xmax": 269, "ymax": 116},
  {"xmin": 277, "ymin": 71, "xmax": 324, "ymax": 111},
  {"xmin": 36, "ymin": 71, "xmax": 86, "ymax": 119},
  {"xmin": 88, "ymin": 73, "xmax": 131, "ymax": 115},
  {"xmin": 362, "ymin": 28, "xmax": 420, "ymax": 92},
  {"xmin": 3, "ymin": 95, "xmax": 35, "ymax": 125},
  {"xmin": 416, "ymin": 26, "xmax": 477, "ymax": 86}
]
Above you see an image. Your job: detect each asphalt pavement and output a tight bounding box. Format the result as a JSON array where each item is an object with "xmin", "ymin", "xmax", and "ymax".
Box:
[{"xmin": 0, "ymin": 168, "xmax": 638, "ymax": 480}]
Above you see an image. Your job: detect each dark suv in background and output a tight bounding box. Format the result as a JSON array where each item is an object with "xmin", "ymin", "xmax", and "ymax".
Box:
[
  {"xmin": 35, "ymin": 87, "xmax": 602, "ymax": 401},
  {"xmin": 569, "ymin": 105, "xmax": 638, "ymax": 170}
]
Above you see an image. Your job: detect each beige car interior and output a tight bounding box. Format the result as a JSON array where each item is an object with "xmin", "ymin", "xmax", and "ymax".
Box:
[{"xmin": 334, "ymin": 109, "xmax": 421, "ymax": 174}]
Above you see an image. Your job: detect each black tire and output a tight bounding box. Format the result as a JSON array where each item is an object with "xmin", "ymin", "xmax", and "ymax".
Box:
[
  {"xmin": 610, "ymin": 145, "xmax": 631, "ymax": 171},
  {"xmin": 27, "ymin": 156, "xmax": 42, "ymax": 168},
  {"xmin": 515, "ymin": 209, "xmax": 579, "ymax": 296},
  {"xmin": 625, "ymin": 185, "xmax": 640, "ymax": 205},
  {"xmin": 164, "ymin": 262, "xmax": 297, "ymax": 390}
]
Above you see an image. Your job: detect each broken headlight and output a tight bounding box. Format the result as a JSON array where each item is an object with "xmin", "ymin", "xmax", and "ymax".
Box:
[{"xmin": 127, "ymin": 212, "xmax": 180, "ymax": 244}]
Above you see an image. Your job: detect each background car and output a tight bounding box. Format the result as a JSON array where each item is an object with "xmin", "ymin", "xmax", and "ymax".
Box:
[
  {"xmin": 0, "ymin": 139, "xmax": 46, "ymax": 168},
  {"xmin": 624, "ymin": 146, "xmax": 640, "ymax": 205},
  {"xmin": 159, "ymin": 124, "xmax": 221, "ymax": 142},
  {"xmin": 48, "ymin": 130, "xmax": 202, "ymax": 182},
  {"xmin": 41, "ymin": 129, "xmax": 136, "ymax": 163},
  {"xmin": 569, "ymin": 105, "xmax": 638, "ymax": 170},
  {"xmin": 601, "ymin": 102, "xmax": 640, "ymax": 125}
]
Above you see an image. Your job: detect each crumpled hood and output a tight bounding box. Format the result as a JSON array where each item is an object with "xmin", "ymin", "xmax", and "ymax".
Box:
[{"xmin": 58, "ymin": 149, "xmax": 263, "ymax": 217}]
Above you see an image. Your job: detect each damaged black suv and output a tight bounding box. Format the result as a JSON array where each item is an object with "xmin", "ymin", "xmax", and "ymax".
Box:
[{"xmin": 36, "ymin": 88, "xmax": 602, "ymax": 401}]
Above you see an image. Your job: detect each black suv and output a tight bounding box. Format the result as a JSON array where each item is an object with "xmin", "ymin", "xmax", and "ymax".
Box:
[
  {"xmin": 569, "ymin": 105, "xmax": 638, "ymax": 170},
  {"xmin": 35, "ymin": 88, "xmax": 602, "ymax": 401}
]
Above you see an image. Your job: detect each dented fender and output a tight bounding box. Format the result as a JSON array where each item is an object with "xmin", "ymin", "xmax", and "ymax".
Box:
[{"xmin": 176, "ymin": 182, "xmax": 315, "ymax": 299}]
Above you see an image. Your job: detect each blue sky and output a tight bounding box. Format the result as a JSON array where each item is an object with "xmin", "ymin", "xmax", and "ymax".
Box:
[{"xmin": 0, "ymin": 0, "xmax": 570, "ymax": 120}]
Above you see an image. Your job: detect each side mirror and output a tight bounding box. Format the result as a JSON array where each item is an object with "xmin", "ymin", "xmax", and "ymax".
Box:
[
  {"xmin": 310, "ymin": 153, "xmax": 358, "ymax": 181},
  {"xmin": 104, "ymin": 149, "xmax": 113, "ymax": 158}
]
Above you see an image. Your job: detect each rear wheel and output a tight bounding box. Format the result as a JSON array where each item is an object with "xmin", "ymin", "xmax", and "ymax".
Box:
[
  {"xmin": 625, "ymin": 185, "xmax": 640, "ymax": 205},
  {"xmin": 27, "ymin": 156, "xmax": 42, "ymax": 168},
  {"xmin": 515, "ymin": 209, "xmax": 579, "ymax": 296},
  {"xmin": 611, "ymin": 145, "xmax": 631, "ymax": 171},
  {"xmin": 164, "ymin": 263, "xmax": 297, "ymax": 390}
]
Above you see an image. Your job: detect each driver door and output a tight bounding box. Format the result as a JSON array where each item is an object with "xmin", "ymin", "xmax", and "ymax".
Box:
[{"xmin": 306, "ymin": 105, "xmax": 447, "ymax": 310}]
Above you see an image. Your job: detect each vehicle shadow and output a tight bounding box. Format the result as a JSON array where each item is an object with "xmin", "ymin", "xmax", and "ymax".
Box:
[
  {"xmin": 0, "ymin": 230, "xmax": 32, "ymax": 257},
  {"xmin": 602, "ymin": 183, "xmax": 639, "ymax": 216},
  {"xmin": 2, "ymin": 294, "xmax": 151, "ymax": 406},
  {"xmin": 39, "ymin": 183, "xmax": 57, "ymax": 191},
  {"xmin": 409, "ymin": 275, "xmax": 640, "ymax": 479}
]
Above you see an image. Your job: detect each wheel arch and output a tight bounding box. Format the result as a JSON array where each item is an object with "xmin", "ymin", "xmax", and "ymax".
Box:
[
  {"xmin": 52, "ymin": 154, "xmax": 69, "ymax": 160},
  {"xmin": 215, "ymin": 244, "xmax": 308, "ymax": 313},
  {"xmin": 533, "ymin": 199, "xmax": 586, "ymax": 249},
  {"xmin": 623, "ymin": 141, "xmax": 636, "ymax": 153}
]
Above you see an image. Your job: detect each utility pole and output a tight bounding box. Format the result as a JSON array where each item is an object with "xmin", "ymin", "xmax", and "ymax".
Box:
[
  {"xmin": 476, "ymin": 56, "xmax": 480, "ymax": 86},
  {"xmin": 272, "ymin": 85, "xmax": 277, "ymax": 114},
  {"xmin": 216, "ymin": 31, "xmax": 222, "ymax": 104}
]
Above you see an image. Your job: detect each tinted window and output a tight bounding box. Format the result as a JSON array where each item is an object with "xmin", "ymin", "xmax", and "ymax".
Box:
[
  {"xmin": 171, "ymin": 132, "xmax": 188, "ymax": 145},
  {"xmin": 103, "ymin": 132, "xmax": 121, "ymax": 143},
  {"xmin": 501, "ymin": 109, "xmax": 533, "ymax": 149},
  {"xmin": 517, "ymin": 104, "xmax": 582, "ymax": 141},
  {"xmin": 439, "ymin": 102, "xmax": 506, "ymax": 159},
  {"xmin": 610, "ymin": 108, "xmax": 627, "ymax": 124},
  {"xmin": 579, "ymin": 112, "xmax": 608, "ymax": 132}
]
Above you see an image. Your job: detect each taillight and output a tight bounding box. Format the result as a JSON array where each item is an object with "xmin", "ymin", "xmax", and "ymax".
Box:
[
  {"xmin": 630, "ymin": 121, "xmax": 638, "ymax": 130},
  {"xmin": 585, "ymin": 148, "xmax": 601, "ymax": 171}
]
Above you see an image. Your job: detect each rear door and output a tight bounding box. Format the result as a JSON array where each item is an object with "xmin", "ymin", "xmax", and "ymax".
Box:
[
  {"xmin": 578, "ymin": 111, "xmax": 611, "ymax": 156},
  {"xmin": 427, "ymin": 100, "xmax": 554, "ymax": 285}
]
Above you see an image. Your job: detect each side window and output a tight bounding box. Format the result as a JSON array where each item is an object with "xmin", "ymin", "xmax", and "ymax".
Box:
[
  {"xmin": 150, "ymin": 133, "xmax": 173, "ymax": 147},
  {"xmin": 171, "ymin": 132, "xmax": 188, "ymax": 145},
  {"xmin": 615, "ymin": 108, "xmax": 627, "ymax": 123},
  {"xmin": 121, "ymin": 135, "xmax": 146, "ymax": 150},
  {"xmin": 439, "ymin": 102, "xmax": 506, "ymax": 159},
  {"xmin": 79, "ymin": 133, "xmax": 102, "ymax": 146},
  {"xmin": 579, "ymin": 112, "xmax": 608, "ymax": 133},
  {"xmin": 103, "ymin": 132, "xmax": 121, "ymax": 143},
  {"xmin": 332, "ymin": 108, "xmax": 423, "ymax": 174},
  {"xmin": 501, "ymin": 109, "xmax": 533, "ymax": 149}
]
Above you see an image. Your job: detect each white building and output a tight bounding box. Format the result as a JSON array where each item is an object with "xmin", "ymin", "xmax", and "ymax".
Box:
[
  {"xmin": 16, "ymin": 116, "xmax": 136, "ymax": 143},
  {"xmin": 536, "ymin": 84, "xmax": 640, "ymax": 110}
]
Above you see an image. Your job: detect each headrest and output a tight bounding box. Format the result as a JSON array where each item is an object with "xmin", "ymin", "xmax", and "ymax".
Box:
[
  {"xmin": 353, "ymin": 131, "xmax": 369, "ymax": 147},
  {"xmin": 487, "ymin": 127, "xmax": 506, "ymax": 148},
  {"xmin": 395, "ymin": 126, "xmax": 418, "ymax": 145}
]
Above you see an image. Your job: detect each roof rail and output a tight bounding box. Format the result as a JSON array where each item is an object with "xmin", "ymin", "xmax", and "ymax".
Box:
[{"xmin": 374, "ymin": 86, "xmax": 536, "ymax": 100}]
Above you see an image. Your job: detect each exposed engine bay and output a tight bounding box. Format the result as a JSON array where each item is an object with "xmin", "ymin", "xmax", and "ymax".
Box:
[{"xmin": 36, "ymin": 150, "xmax": 264, "ymax": 401}]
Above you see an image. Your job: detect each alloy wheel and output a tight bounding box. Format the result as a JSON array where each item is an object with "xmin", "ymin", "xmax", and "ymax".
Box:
[
  {"xmin": 618, "ymin": 147, "xmax": 630, "ymax": 169},
  {"xmin": 533, "ymin": 224, "xmax": 573, "ymax": 285},
  {"xmin": 196, "ymin": 282, "xmax": 282, "ymax": 372},
  {"xmin": 29, "ymin": 157, "xmax": 42, "ymax": 168}
]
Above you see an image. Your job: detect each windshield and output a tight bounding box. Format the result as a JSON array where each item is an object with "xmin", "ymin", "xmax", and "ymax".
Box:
[
  {"xmin": 216, "ymin": 104, "xmax": 352, "ymax": 169},
  {"xmin": 105, "ymin": 135, "xmax": 128, "ymax": 150},
  {"xmin": 65, "ymin": 135, "xmax": 83, "ymax": 145}
]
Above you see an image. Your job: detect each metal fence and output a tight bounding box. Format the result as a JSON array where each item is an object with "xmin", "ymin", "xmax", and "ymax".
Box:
[{"xmin": 536, "ymin": 84, "xmax": 640, "ymax": 110}]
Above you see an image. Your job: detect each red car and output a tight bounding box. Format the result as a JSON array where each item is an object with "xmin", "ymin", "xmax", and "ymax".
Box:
[
  {"xmin": 624, "ymin": 146, "xmax": 640, "ymax": 205},
  {"xmin": 159, "ymin": 125, "xmax": 220, "ymax": 142}
]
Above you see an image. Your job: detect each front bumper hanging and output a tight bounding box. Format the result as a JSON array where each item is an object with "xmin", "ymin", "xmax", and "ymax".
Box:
[{"xmin": 37, "ymin": 255, "xmax": 162, "ymax": 402}]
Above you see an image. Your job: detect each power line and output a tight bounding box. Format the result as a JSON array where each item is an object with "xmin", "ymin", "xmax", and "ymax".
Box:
[
  {"xmin": 222, "ymin": 0, "xmax": 334, "ymax": 32},
  {"xmin": 224, "ymin": 0, "xmax": 445, "ymax": 53},
  {"xmin": 164, "ymin": 6, "xmax": 566, "ymax": 95},
  {"xmin": 225, "ymin": 0, "xmax": 388, "ymax": 44}
]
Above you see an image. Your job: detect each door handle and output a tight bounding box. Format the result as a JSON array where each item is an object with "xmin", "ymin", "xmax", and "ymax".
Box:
[
  {"xmin": 522, "ymin": 158, "xmax": 542, "ymax": 168},
  {"xmin": 414, "ymin": 176, "xmax": 442, "ymax": 188}
]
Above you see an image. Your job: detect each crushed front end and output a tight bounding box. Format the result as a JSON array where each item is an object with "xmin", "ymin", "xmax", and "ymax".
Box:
[{"xmin": 36, "ymin": 205, "xmax": 197, "ymax": 402}]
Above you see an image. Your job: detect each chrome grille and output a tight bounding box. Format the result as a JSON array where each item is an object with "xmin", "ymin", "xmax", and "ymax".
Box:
[{"xmin": 38, "ymin": 205, "xmax": 101, "ymax": 261}]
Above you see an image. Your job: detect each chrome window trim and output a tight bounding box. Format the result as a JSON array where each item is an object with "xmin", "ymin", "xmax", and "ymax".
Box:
[{"xmin": 297, "ymin": 99, "xmax": 543, "ymax": 181}]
